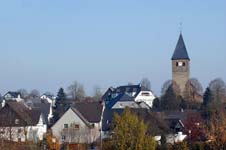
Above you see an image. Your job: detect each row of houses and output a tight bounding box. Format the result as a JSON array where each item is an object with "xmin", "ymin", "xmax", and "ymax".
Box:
[
  {"xmin": 0, "ymin": 84, "xmax": 190, "ymax": 146},
  {"xmin": 0, "ymin": 92, "xmax": 55, "ymax": 142}
]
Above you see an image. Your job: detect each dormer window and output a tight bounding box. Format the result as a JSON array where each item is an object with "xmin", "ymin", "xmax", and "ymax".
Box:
[{"xmin": 141, "ymin": 92, "xmax": 150, "ymax": 96}]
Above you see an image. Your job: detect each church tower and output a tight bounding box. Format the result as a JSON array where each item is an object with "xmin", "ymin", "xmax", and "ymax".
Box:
[{"xmin": 172, "ymin": 33, "xmax": 190, "ymax": 94}]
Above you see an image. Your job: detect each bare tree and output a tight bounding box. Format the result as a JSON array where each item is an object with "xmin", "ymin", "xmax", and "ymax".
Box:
[
  {"xmin": 77, "ymin": 85, "xmax": 85, "ymax": 101},
  {"xmin": 17, "ymin": 89, "xmax": 28, "ymax": 98},
  {"xmin": 183, "ymin": 78, "xmax": 203, "ymax": 103},
  {"xmin": 67, "ymin": 81, "xmax": 79, "ymax": 100},
  {"xmin": 189, "ymin": 78, "xmax": 203, "ymax": 94},
  {"xmin": 161, "ymin": 80, "xmax": 172, "ymax": 96},
  {"xmin": 140, "ymin": 77, "xmax": 151, "ymax": 90},
  {"xmin": 67, "ymin": 81, "xmax": 86, "ymax": 101},
  {"xmin": 93, "ymin": 86, "xmax": 102, "ymax": 101},
  {"xmin": 209, "ymin": 78, "xmax": 226, "ymax": 103},
  {"xmin": 29, "ymin": 89, "xmax": 40, "ymax": 98}
]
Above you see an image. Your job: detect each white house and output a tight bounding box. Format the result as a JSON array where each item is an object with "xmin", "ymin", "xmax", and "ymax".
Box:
[
  {"xmin": 3, "ymin": 91, "xmax": 23, "ymax": 102},
  {"xmin": 154, "ymin": 132, "xmax": 187, "ymax": 144},
  {"xmin": 134, "ymin": 90, "xmax": 155, "ymax": 107},
  {"xmin": 0, "ymin": 101, "xmax": 47, "ymax": 142},
  {"xmin": 40, "ymin": 94, "xmax": 56, "ymax": 107},
  {"xmin": 166, "ymin": 132, "xmax": 187, "ymax": 144},
  {"xmin": 52, "ymin": 102, "xmax": 103, "ymax": 144}
]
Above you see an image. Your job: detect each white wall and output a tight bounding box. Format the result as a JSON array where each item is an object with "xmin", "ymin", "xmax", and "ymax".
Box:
[
  {"xmin": 112, "ymin": 101, "xmax": 139, "ymax": 109},
  {"xmin": 134, "ymin": 91, "xmax": 155, "ymax": 107},
  {"xmin": 0, "ymin": 118, "xmax": 47, "ymax": 143},
  {"xmin": 51, "ymin": 108, "xmax": 101, "ymax": 144}
]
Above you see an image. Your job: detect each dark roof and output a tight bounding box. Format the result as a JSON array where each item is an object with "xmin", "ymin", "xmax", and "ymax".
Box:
[
  {"xmin": 118, "ymin": 93, "xmax": 134, "ymax": 102},
  {"xmin": 102, "ymin": 108, "xmax": 124, "ymax": 131},
  {"xmin": 4, "ymin": 91, "xmax": 21, "ymax": 98},
  {"xmin": 72, "ymin": 101, "xmax": 103, "ymax": 123},
  {"xmin": 26, "ymin": 98, "xmax": 43, "ymax": 104},
  {"xmin": 102, "ymin": 108, "xmax": 150, "ymax": 131},
  {"xmin": 172, "ymin": 33, "xmax": 190, "ymax": 60},
  {"xmin": 103, "ymin": 84, "xmax": 152, "ymax": 109},
  {"xmin": 0, "ymin": 101, "xmax": 41, "ymax": 126},
  {"xmin": 117, "ymin": 85, "xmax": 140, "ymax": 93},
  {"xmin": 163, "ymin": 110, "xmax": 199, "ymax": 124},
  {"xmin": 30, "ymin": 103, "xmax": 50, "ymax": 124}
]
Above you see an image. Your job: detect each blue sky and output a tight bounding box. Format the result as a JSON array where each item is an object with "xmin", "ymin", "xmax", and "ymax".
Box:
[{"xmin": 0, "ymin": 0, "xmax": 225, "ymax": 96}]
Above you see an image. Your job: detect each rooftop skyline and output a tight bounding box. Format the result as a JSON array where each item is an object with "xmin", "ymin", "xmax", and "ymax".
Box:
[{"xmin": 0, "ymin": 0, "xmax": 225, "ymax": 96}]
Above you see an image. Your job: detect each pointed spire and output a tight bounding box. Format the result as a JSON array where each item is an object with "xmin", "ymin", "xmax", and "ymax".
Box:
[{"xmin": 171, "ymin": 33, "xmax": 190, "ymax": 60}]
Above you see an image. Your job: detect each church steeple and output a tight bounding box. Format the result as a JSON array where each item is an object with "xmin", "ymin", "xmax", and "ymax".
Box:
[
  {"xmin": 171, "ymin": 33, "xmax": 190, "ymax": 95},
  {"xmin": 171, "ymin": 33, "xmax": 190, "ymax": 60}
]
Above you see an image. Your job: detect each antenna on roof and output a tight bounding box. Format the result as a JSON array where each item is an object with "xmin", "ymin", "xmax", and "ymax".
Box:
[{"xmin": 179, "ymin": 22, "xmax": 183, "ymax": 34}]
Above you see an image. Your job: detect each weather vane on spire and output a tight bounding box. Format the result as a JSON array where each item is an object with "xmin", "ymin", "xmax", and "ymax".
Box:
[{"xmin": 179, "ymin": 22, "xmax": 183, "ymax": 34}]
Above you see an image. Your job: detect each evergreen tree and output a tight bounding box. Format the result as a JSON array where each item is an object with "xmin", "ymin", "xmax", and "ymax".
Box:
[
  {"xmin": 56, "ymin": 87, "xmax": 66, "ymax": 101},
  {"xmin": 152, "ymin": 98, "xmax": 161, "ymax": 110},
  {"xmin": 52, "ymin": 88, "xmax": 66, "ymax": 124},
  {"xmin": 202, "ymin": 88, "xmax": 212, "ymax": 106},
  {"xmin": 180, "ymin": 98, "xmax": 188, "ymax": 110},
  {"xmin": 201, "ymin": 87, "xmax": 218, "ymax": 125},
  {"xmin": 161, "ymin": 86, "xmax": 181, "ymax": 110}
]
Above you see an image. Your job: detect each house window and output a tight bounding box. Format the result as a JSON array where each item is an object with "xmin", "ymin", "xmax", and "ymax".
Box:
[
  {"xmin": 61, "ymin": 135, "xmax": 66, "ymax": 141},
  {"xmin": 64, "ymin": 124, "xmax": 68, "ymax": 129},
  {"xmin": 141, "ymin": 92, "xmax": 150, "ymax": 96},
  {"xmin": 15, "ymin": 119, "xmax": 19, "ymax": 125},
  {"xmin": 176, "ymin": 61, "xmax": 186, "ymax": 67},
  {"xmin": 74, "ymin": 124, "xmax": 79, "ymax": 129},
  {"xmin": 0, "ymin": 129, "xmax": 4, "ymax": 134}
]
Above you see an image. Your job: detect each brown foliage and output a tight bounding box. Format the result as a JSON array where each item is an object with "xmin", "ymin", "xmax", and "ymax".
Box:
[
  {"xmin": 46, "ymin": 132, "xmax": 60, "ymax": 150},
  {"xmin": 184, "ymin": 111, "xmax": 205, "ymax": 141}
]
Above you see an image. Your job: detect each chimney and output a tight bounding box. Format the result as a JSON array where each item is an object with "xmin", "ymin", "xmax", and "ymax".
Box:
[{"xmin": 1, "ymin": 100, "xmax": 5, "ymax": 107}]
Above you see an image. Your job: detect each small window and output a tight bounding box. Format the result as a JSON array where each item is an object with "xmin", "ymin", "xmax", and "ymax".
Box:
[
  {"xmin": 177, "ymin": 62, "xmax": 183, "ymax": 66},
  {"xmin": 141, "ymin": 92, "xmax": 150, "ymax": 96},
  {"xmin": 64, "ymin": 124, "xmax": 68, "ymax": 129},
  {"xmin": 176, "ymin": 62, "xmax": 179, "ymax": 66},
  {"xmin": 74, "ymin": 124, "xmax": 79, "ymax": 129},
  {"xmin": 0, "ymin": 129, "xmax": 5, "ymax": 134},
  {"xmin": 15, "ymin": 119, "xmax": 19, "ymax": 125},
  {"xmin": 183, "ymin": 62, "xmax": 186, "ymax": 66},
  {"xmin": 61, "ymin": 135, "xmax": 66, "ymax": 141}
]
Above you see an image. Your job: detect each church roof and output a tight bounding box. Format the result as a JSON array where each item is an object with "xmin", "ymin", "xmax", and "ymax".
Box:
[{"xmin": 171, "ymin": 33, "xmax": 190, "ymax": 60}]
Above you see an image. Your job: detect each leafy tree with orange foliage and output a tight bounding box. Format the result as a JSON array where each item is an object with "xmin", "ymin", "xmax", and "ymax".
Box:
[{"xmin": 46, "ymin": 132, "xmax": 60, "ymax": 150}]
